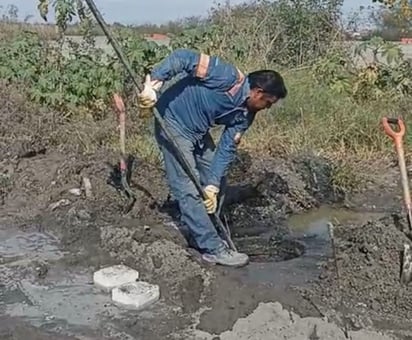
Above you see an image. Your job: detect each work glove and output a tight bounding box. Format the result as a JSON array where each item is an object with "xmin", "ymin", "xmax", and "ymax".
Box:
[
  {"xmin": 203, "ymin": 185, "xmax": 219, "ymax": 214},
  {"xmin": 137, "ymin": 74, "xmax": 163, "ymax": 110}
]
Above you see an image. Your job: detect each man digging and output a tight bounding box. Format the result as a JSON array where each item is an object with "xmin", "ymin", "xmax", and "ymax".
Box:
[{"xmin": 138, "ymin": 48, "xmax": 287, "ymax": 267}]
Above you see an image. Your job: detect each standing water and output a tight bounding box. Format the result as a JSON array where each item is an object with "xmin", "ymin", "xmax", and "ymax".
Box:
[{"xmin": 228, "ymin": 206, "xmax": 384, "ymax": 287}]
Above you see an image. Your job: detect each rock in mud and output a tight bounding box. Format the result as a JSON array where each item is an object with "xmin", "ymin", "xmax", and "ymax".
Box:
[
  {"xmin": 303, "ymin": 213, "xmax": 412, "ymax": 327},
  {"xmin": 93, "ymin": 264, "xmax": 139, "ymax": 292},
  {"xmin": 111, "ymin": 281, "xmax": 160, "ymax": 311}
]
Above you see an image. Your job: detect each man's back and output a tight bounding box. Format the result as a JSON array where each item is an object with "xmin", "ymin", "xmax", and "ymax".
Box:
[{"xmin": 155, "ymin": 73, "xmax": 248, "ymax": 141}]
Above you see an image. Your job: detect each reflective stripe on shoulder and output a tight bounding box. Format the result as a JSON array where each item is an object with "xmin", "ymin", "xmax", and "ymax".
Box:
[
  {"xmin": 228, "ymin": 68, "xmax": 245, "ymax": 97},
  {"xmin": 195, "ymin": 53, "xmax": 210, "ymax": 78}
]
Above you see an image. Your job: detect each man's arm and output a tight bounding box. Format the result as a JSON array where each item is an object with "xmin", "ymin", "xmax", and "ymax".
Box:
[
  {"xmin": 207, "ymin": 114, "xmax": 255, "ymax": 188},
  {"xmin": 150, "ymin": 48, "xmax": 239, "ymax": 91}
]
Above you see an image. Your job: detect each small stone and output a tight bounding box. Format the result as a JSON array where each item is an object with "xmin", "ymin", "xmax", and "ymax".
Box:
[
  {"xmin": 82, "ymin": 177, "xmax": 93, "ymax": 198},
  {"xmin": 69, "ymin": 188, "xmax": 82, "ymax": 196},
  {"xmin": 77, "ymin": 209, "xmax": 91, "ymax": 220},
  {"xmin": 35, "ymin": 263, "xmax": 48, "ymax": 279},
  {"xmin": 45, "ymin": 315, "xmax": 55, "ymax": 321},
  {"xmin": 371, "ymin": 300, "xmax": 380, "ymax": 311},
  {"xmin": 49, "ymin": 199, "xmax": 70, "ymax": 211}
]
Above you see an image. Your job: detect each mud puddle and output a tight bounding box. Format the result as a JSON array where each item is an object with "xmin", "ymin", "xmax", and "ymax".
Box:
[
  {"xmin": 0, "ymin": 229, "xmax": 64, "ymax": 263},
  {"xmin": 195, "ymin": 205, "xmax": 387, "ymax": 336},
  {"xmin": 287, "ymin": 205, "xmax": 386, "ymax": 233},
  {"xmin": 0, "ymin": 224, "xmax": 173, "ymax": 340},
  {"xmin": 229, "ymin": 206, "xmax": 385, "ymax": 287}
]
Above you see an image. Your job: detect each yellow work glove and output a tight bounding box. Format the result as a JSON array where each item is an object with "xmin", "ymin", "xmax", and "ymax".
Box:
[
  {"xmin": 203, "ymin": 185, "xmax": 219, "ymax": 214},
  {"xmin": 137, "ymin": 74, "xmax": 163, "ymax": 116}
]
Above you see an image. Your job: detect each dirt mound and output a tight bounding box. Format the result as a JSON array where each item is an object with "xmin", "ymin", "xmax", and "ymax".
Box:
[
  {"xmin": 194, "ymin": 302, "xmax": 394, "ymax": 340},
  {"xmin": 226, "ymin": 152, "xmax": 343, "ymax": 223},
  {"xmin": 0, "ymin": 82, "xmax": 168, "ymax": 222},
  {"xmin": 222, "ymin": 152, "xmax": 343, "ymax": 261},
  {"xmin": 100, "ymin": 222, "xmax": 211, "ymax": 313},
  {"xmin": 303, "ymin": 213, "xmax": 412, "ymax": 328}
]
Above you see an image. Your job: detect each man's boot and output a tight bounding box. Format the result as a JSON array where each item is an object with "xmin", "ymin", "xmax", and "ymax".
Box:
[{"xmin": 202, "ymin": 246, "xmax": 249, "ymax": 267}]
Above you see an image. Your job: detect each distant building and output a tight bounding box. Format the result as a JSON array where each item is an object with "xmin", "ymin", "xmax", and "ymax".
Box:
[{"xmin": 145, "ymin": 33, "xmax": 171, "ymax": 46}]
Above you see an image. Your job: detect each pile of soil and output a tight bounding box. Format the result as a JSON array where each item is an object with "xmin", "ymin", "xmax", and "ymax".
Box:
[
  {"xmin": 99, "ymin": 221, "xmax": 211, "ymax": 313},
  {"xmin": 302, "ymin": 213, "xmax": 412, "ymax": 329},
  {"xmin": 223, "ymin": 151, "xmax": 343, "ymax": 261},
  {"xmin": 194, "ymin": 302, "xmax": 393, "ymax": 340}
]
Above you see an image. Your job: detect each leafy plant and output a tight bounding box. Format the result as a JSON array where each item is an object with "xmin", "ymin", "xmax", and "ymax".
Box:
[
  {"xmin": 313, "ymin": 36, "xmax": 412, "ymax": 101},
  {"xmin": 372, "ymin": 0, "xmax": 412, "ymax": 20},
  {"xmin": 171, "ymin": 0, "xmax": 343, "ymax": 68}
]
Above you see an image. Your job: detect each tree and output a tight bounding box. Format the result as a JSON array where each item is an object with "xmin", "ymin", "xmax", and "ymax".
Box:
[{"xmin": 372, "ymin": 0, "xmax": 412, "ymax": 19}]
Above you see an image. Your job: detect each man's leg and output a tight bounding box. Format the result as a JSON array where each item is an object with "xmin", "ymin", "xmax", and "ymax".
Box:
[
  {"xmin": 194, "ymin": 133, "xmax": 249, "ymax": 267},
  {"xmin": 194, "ymin": 133, "xmax": 227, "ymax": 218},
  {"xmin": 154, "ymin": 120, "xmax": 225, "ymax": 254}
]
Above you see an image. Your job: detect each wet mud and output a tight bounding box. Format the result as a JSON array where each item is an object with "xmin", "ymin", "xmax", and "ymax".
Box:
[
  {"xmin": 0, "ymin": 84, "xmax": 409, "ymax": 339},
  {"xmin": 300, "ymin": 213, "xmax": 412, "ymax": 339}
]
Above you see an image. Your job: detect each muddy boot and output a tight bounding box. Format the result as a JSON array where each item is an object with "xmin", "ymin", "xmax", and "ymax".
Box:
[{"xmin": 202, "ymin": 246, "xmax": 249, "ymax": 267}]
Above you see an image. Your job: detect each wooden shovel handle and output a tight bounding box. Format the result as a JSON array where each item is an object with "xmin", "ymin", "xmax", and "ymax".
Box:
[
  {"xmin": 113, "ymin": 93, "xmax": 126, "ymax": 157},
  {"xmin": 382, "ymin": 116, "xmax": 412, "ymax": 228},
  {"xmin": 382, "ymin": 117, "xmax": 405, "ymax": 145}
]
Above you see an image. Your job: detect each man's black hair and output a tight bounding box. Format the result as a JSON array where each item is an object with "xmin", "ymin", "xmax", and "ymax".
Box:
[{"xmin": 247, "ymin": 70, "xmax": 287, "ymax": 99}]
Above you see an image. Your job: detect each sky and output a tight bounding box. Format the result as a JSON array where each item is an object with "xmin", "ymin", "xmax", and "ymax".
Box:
[{"xmin": 3, "ymin": 0, "xmax": 376, "ymax": 25}]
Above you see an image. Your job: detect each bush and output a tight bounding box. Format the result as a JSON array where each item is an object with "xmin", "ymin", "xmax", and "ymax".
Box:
[{"xmin": 1, "ymin": 0, "xmax": 411, "ymax": 190}]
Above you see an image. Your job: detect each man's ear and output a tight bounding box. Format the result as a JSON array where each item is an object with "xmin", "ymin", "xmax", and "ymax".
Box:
[{"xmin": 255, "ymin": 88, "xmax": 267, "ymax": 97}]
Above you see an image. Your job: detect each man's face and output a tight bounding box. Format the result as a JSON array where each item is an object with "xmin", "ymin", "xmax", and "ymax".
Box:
[{"xmin": 246, "ymin": 88, "xmax": 278, "ymax": 113}]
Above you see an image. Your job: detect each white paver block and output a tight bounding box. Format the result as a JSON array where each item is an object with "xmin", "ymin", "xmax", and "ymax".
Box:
[
  {"xmin": 93, "ymin": 265, "xmax": 139, "ymax": 291},
  {"xmin": 111, "ymin": 281, "xmax": 160, "ymax": 310}
]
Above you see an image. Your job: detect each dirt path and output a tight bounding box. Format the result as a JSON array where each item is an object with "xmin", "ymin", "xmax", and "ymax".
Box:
[{"xmin": 1, "ymin": 85, "xmax": 410, "ymax": 339}]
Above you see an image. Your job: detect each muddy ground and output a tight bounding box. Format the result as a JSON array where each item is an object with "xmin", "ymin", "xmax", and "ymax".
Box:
[{"xmin": 1, "ymin": 83, "xmax": 412, "ymax": 339}]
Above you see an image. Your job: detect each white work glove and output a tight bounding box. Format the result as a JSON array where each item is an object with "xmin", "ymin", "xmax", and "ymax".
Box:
[
  {"xmin": 203, "ymin": 185, "xmax": 219, "ymax": 214},
  {"xmin": 137, "ymin": 74, "xmax": 163, "ymax": 110}
]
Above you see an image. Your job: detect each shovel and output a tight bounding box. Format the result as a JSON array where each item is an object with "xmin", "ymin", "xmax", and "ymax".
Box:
[
  {"xmin": 382, "ymin": 116, "xmax": 412, "ymax": 284},
  {"xmin": 84, "ymin": 0, "xmax": 237, "ymax": 251},
  {"xmin": 113, "ymin": 93, "xmax": 136, "ymax": 214},
  {"xmin": 382, "ymin": 117, "xmax": 412, "ymax": 231}
]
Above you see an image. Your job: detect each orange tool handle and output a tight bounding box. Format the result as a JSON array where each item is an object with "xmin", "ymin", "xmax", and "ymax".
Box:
[
  {"xmin": 382, "ymin": 117, "xmax": 405, "ymax": 147},
  {"xmin": 382, "ymin": 116, "xmax": 412, "ymax": 229},
  {"xmin": 113, "ymin": 93, "xmax": 126, "ymax": 157},
  {"xmin": 113, "ymin": 93, "xmax": 126, "ymax": 113}
]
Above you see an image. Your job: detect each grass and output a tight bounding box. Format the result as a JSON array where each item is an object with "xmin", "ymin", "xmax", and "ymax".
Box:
[
  {"xmin": 242, "ymin": 71, "xmax": 393, "ymax": 154},
  {"xmin": 237, "ymin": 70, "xmax": 405, "ymax": 191}
]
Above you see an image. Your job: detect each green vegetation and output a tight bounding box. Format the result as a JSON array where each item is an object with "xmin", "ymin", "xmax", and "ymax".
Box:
[{"xmin": 1, "ymin": 0, "xmax": 412, "ymax": 192}]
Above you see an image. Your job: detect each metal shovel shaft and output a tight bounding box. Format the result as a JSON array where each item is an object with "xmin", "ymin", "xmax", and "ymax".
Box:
[{"xmin": 84, "ymin": 0, "xmax": 236, "ymax": 251}]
